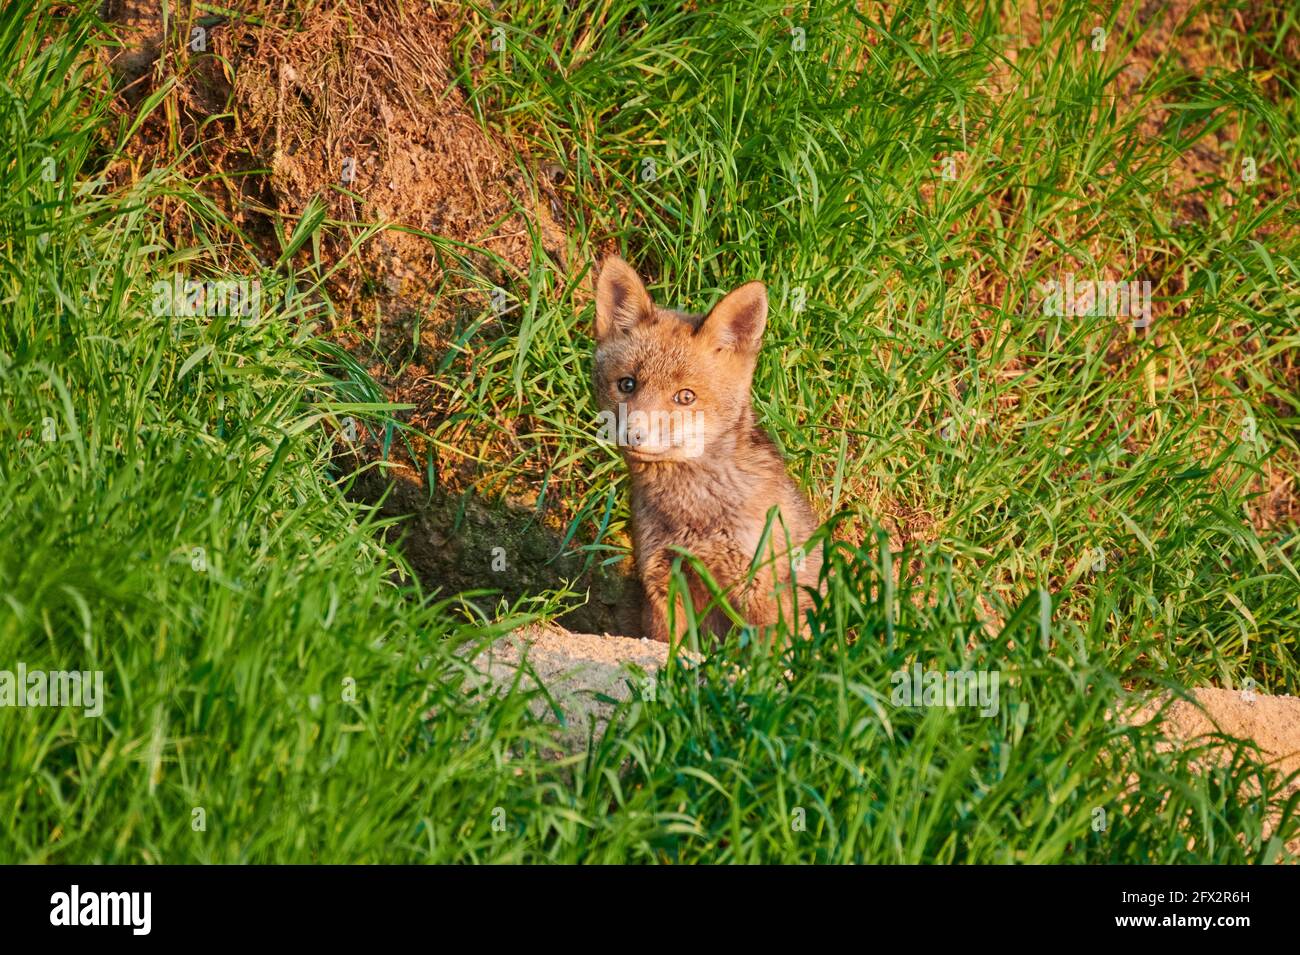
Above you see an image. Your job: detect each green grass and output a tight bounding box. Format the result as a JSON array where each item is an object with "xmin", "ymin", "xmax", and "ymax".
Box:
[
  {"xmin": 442, "ymin": 0, "xmax": 1300, "ymax": 690},
  {"xmin": 1, "ymin": 0, "xmax": 1297, "ymax": 862}
]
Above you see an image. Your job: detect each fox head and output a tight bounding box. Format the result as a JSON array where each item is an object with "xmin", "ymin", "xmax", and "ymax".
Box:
[{"xmin": 592, "ymin": 256, "xmax": 767, "ymax": 463}]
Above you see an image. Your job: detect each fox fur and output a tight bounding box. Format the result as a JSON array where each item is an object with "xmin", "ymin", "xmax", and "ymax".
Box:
[{"xmin": 592, "ymin": 256, "xmax": 821, "ymax": 644}]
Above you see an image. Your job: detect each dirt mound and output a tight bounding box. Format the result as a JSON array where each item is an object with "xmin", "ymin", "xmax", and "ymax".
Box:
[
  {"xmin": 1132, "ymin": 687, "xmax": 1300, "ymax": 855},
  {"xmin": 480, "ymin": 626, "xmax": 1300, "ymax": 771},
  {"xmin": 477, "ymin": 629, "xmax": 1300, "ymax": 853},
  {"xmin": 229, "ymin": 3, "xmax": 568, "ymax": 297},
  {"xmin": 1137, "ymin": 687, "xmax": 1300, "ymax": 779},
  {"xmin": 106, "ymin": 0, "xmax": 568, "ymax": 327},
  {"xmin": 465, "ymin": 624, "xmax": 675, "ymax": 751},
  {"xmin": 104, "ymin": 1, "xmax": 624, "ymax": 628},
  {"xmin": 476, "ymin": 628, "xmax": 1300, "ymax": 852}
]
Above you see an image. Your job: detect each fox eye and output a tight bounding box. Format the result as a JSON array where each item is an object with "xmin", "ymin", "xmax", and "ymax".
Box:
[
  {"xmin": 617, "ymin": 376, "xmax": 636, "ymax": 394},
  {"xmin": 674, "ymin": 389, "xmax": 696, "ymax": 405}
]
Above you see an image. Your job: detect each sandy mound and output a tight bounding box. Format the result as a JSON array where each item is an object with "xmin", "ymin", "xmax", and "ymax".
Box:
[
  {"xmin": 482, "ymin": 627, "xmax": 1300, "ymax": 763},
  {"xmin": 480, "ymin": 627, "xmax": 1300, "ymax": 805},
  {"xmin": 478, "ymin": 628, "xmax": 1300, "ymax": 854},
  {"xmin": 103, "ymin": 1, "xmax": 639, "ymax": 632},
  {"xmin": 104, "ymin": 0, "xmax": 570, "ymax": 407},
  {"xmin": 465, "ymin": 624, "xmax": 677, "ymax": 751},
  {"xmin": 1132, "ymin": 687, "xmax": 1300, "ymax": 855},
  {"xmin": 1132, "ymin": 687, "xmax": 1300, "ymax": 790}
]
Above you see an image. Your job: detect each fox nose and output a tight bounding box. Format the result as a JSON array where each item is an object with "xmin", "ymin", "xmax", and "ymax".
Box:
[{"xmin": 624, "ymin": 413, "xmax": 668, "ymax": 452}]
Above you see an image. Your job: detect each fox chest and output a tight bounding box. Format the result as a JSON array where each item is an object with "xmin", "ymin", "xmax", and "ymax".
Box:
[{"xmin": 631, "ymin": 493, "xmax": 767, "ymax": 588}]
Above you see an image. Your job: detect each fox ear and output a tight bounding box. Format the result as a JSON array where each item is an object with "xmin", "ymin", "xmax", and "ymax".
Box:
[
  {"xmin": 698, "ymin": 280, "xmax": 767, "ymax": 353},
  {"xmin": 595, "ymin": 256, "xmax": 655, "ymax": 341}
]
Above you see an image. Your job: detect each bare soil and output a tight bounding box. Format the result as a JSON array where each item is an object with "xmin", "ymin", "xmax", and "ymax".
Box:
[
  {"xmin": 104, "ymin": 0, "xmax": 639, "ymax": 632},
  {"xmin": 464, "ymin": 623, "xmax": 676, "ymax": 752}
]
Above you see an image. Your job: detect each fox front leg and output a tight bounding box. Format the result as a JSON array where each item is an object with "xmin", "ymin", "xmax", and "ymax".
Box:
[{"xmin": 640, "ymin": 552, "xmax": 691, "ymax": 644}]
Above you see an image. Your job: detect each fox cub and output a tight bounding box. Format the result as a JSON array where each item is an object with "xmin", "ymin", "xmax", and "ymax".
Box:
[{"xmin": 592, "ymin": 256, "xmax": 821, "ymax": 644}]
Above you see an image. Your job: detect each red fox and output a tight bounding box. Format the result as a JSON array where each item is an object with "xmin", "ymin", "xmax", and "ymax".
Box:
[{"xmin": 592, "ymin": 256, "xmax": 821, "ymax": 644}]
